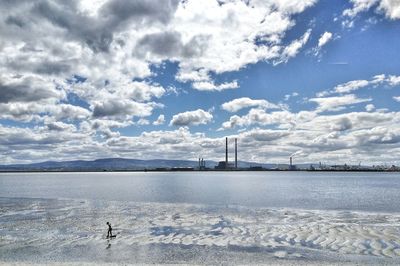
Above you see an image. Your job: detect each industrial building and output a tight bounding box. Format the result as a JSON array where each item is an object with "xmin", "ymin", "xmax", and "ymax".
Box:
[{"xmin": 215, "ymin": 137, "xmax": 238, "ymax": 170}]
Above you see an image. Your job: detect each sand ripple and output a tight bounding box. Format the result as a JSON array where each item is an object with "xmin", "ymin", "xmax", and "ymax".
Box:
[{"xmin": 1, "ymin": 197, "xmax": 400, "ymax": 261}]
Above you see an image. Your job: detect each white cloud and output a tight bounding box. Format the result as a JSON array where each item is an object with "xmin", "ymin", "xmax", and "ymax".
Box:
[
  {"xmin": 388, "ymin": 75, "xmax": 400, "ymax": 86},
  {"xmin": 318, "ymin": 32, "xmax": 333, "ymax": 47},
  {"xmin": 378, "ymin": 0, "xmax": 400, "ymax": 19},
  {"xmin": 45, "ymin": 121, "xmax": 77, "ymax": 132},
  {"xmin": 0, "ymin": 73, "xmax": 64, "ymax": 104},
  {"xmin": 334, "ymin": 79, "xmax": 370, "ymax": 94},
  {"xmin": 344, "ymin": 0, "xmax": 400, "ymax": 20},
  {"xmin": 241, "ymin": 128, "xmax": 290, "ymax": 142},
  {"xmin": 2, "ymin": 1, "xmax": 400, "ymax": 165},
  {"xmin": 221, "ymin": 97, "xmax": 279, "ymax": 113},
  {"xmin": 365, "ymin": 103, "xmax": 375, "ymax": 111},
  {"xmin": 221, "ymin": 109, "xmax": 296, "ymax": 129},
  {"xmin": 343, "ymin": 0, "xmax": 379, "ymax": 18},
  {"xmin": 174, "ymin": 0, "xmax": 316, "ymax": 83},
  {"xmin": 192, "ymin": 80, "xmax": 239, "ymax": 91},
  {"xmin": 153, "ymin": 114, "xmax": 165, "ymax": 125},
  {"xmin": 170, "ymin": 109, "xmax": 213, "ymax": 126},
  {"xmin": 317, "ymin": 74, "xmax": 400, "ymax": 96},
  {"xmin": 92, "ymin": 99, "xmax": 160, "ymax": 119},
  {"xmin": 284, "ymin": 92, "xmax": 299, "ymax": 101},
  {"xmin": 309, "ymin": 94, "xmax": 371, "ymax": 112},
  {"xmin": 312, "ymin": 31, "xmax": 333, "ymax": 58},
  {"xmin": 0, "ymin": 0, "xmax": 319, "ymax": 132},
  {"xmin": 137, "ymin": 118, "xmax": 150, "ymax": 126},
  {"xmin": 274, "ymin": 29, "xmax": 312, "ymax": 65},
  {"xmin": 393, "ymin": 96, "xmax": 400, "ymax": 102}
]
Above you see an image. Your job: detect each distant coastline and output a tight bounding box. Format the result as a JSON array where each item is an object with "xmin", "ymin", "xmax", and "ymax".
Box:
[{"xmin": 1, "ymin": 157, "xmax": 398, "ymax": 173}]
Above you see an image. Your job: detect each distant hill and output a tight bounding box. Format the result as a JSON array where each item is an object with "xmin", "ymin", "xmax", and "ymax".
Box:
[
  {"xmin": 0, "ymin": 158, "xmax": 295, "ymax": 171},
  {"xmin": 0, "ymin": 158, "xmax": 208, "ymax": 171}
]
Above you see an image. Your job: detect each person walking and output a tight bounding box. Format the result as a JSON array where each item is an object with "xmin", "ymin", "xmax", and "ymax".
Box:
[{"xmin": 106, "ymin": 222, "xmax": 113, "ymax": 238}]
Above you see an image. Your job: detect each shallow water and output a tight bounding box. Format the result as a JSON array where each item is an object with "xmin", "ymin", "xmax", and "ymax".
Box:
[
  {"xmin": 1, "ymin": 171, "xmax": 400, "ymax": 265},
  {"xmin": 1, "ymin": 171, "xmax": 400, "ymax": 212}
]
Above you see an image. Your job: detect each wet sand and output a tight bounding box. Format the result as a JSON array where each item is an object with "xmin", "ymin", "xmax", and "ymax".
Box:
[{"xmin": 1, "ymin": 197, "xmax": 400, "ymax": 265}]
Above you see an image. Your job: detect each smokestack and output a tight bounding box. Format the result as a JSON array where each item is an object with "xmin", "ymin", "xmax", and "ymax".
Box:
[
  {"xmin": 290, "ymin": 157, "xmax": 293, "ymax": 168},
  {"xmin": 225, "ymin": 137, "xmax": 228, "ymax": 167},
  {"xmin": 235, "ymin": 138, "xmax": 237, "ymax": 169}
]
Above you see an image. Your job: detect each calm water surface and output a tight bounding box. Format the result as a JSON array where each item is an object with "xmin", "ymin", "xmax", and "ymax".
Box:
[{"xmin": 1, "ymin": 171, "xmax": 400, "ymax": 212}]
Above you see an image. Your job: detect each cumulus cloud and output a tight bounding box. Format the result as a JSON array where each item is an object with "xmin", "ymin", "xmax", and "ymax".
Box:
[
  {"xmin": 0, "ymin": 74, "xmax": 63, "ymax": 103},
  {"xmin": 0, "ymin": 124, "xmax": 87, "ymax": 147},
  {"xmin": 0, "ymin": 102, "xmax": 91, "ymax": 122},
  {"xmin": 388, "ymin": 75, "xmax": 400, "ymax": 86},
  {"xmin": 365, "ymin": 104, "xmax": 376, "ymax": 112},
  {"xmin": 153, "ymin": 114, "xmax": 165, "ymax": 125},
  {"xmin": 217, "ymin": 106, "xmax": 400, "ymax": 164},
  {"xmin": 192, "ymin": 80, "xmax": 239, "ymax": 91},
  {"xmin": 309, "ymin": 94, "xmax": 372, "ymax": 112},
  {"xmin": 135, "ymin": 31, "xmax": 208, "ymax": 59},
  {"xmin": 312, "ymin": 31, "xmax": 333, "ymax": 57},
  {"xmin": 0, "ymin": 0, "xmax": 318, "ymax": 128},
  {"xmin": 318, "ymin": 32, "xmax": 333, "ymax": 47},
  {"xmin": 241, "ymin": 128, "xmax": 290, "ymax": 142},
  {"xmin": 334, "ymin": 79, "xmax": 370, "ymax": 94},
  {"xmin": 221, "ymin": 97, "xmax": 279, "ymax": 112},
  {"xmin": 330, "ymin": 117, "xmax": 353, "ymax": 131},
  {"xmin": 92, "ymin": 99, "xmax": 159, "ymax": 119},
  {"xmin": 2, "ymin": 0, "xmax": 400, "ymax": 165},
  {"xmin": 170, "ymin": 109, "xmax": 213, "ymax": 126},
  {"xmin": 174, "ymin": 0, "xmax": 316, "ymax": 83},
  {"xmin": 221, "ymin": 109, "xmax": 296, "ymax": 130},
  {"xmin": 45, "ymin": 121, "xmax": 77, "ymax": 132},
  {"xmin": 274, "ymin": 29, "xmax": 312, "ymax": 65},
  {"xmin": 394, "ymin": 96, "xmax": 400, "ymax": 102},
  {"xmin": 137, "ymin": 118, "xmax": 150, "ymax": 125},
  {"xmin": 317, "ymin": 74, "xmax": 400, "ymax": 97},
  {"xmin": 343, "ymin": 0, "xmax": 379, "ymax": 18},
  {"xmin": 344, "ymin": 0, "xmax": 400, "ymax": 20}
]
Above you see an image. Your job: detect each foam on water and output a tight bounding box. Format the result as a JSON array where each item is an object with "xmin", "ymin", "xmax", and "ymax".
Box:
[{"xmin": 1, "ymin": 197, "xmax": 400, "ymax": 264}]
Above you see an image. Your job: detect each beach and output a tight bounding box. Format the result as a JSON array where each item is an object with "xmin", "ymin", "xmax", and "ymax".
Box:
[{"xmin": 1, "ymin": 172, "xmax": 400, "ymax": 264}]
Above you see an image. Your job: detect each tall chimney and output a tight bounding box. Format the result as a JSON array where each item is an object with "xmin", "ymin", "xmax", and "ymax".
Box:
[
  {"xmin": 225, "ymin": 137, "xmax": 228, "ymax": 167},
  {"xmin": 290, "ymin": 157, "xmax": 293, "ymax": 168},
  {"xmin": 235, "ymin": 138, "xmax": 237, "ymax": 169}
]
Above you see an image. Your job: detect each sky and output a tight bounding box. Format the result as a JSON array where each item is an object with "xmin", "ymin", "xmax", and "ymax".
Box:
[{"xmin": 1, "ymin": 0, "xmax": 400, "ymax": 165}]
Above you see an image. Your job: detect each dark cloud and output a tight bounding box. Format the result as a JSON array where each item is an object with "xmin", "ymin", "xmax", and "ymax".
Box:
[
  {"xmin": 92, "ymin": 99, "xmax": 153, "ymax": 118},
  {"xmin": 330, "ymin": 117, "xmax": 352, "ymax": 131},
  {"xmin": 93, "ymin": 100, "xmax": 130, "ymax": 118},
  {"xmin": 136, "ymin": 31, "xmax": 183, "ymax": 57},
  {"xmin": 32, "ymin": 1, "xmax": 113, "ymax": 53},
  {"xmin": 0, "ymin": 82, "xmax": 57, "ymax": 103},
  {"xmin": 34, "ymin": 61, "xmax": 72, "ymax": 75},
  {"xmin": 135, "ymin": 31, "xmax": 208, "ymax": 58},
  {"xmin": 243, "ymin": 130, "xmax": 290, "ymax": 142},
  {"xmin": 100, "ymin": 0, "xmax": 180, "ymax": 25},
  {"xmin": 5, "ymin": 15, "xmax": 26, "ymax": 28},
  {"xmin": 25, "ymin": 0, "xmax": 180, "ymax": 53}
]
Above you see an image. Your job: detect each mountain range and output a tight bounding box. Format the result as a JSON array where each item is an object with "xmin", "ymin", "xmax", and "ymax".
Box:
[{"xmin": 0, "ymin": 158, "xmax": 290, "ymax": 171}]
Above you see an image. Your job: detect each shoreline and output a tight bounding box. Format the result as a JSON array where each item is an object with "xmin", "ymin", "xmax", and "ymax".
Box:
[{"xmin": 1, "ymin": 169, "xmax": 399, "ymax": 173}]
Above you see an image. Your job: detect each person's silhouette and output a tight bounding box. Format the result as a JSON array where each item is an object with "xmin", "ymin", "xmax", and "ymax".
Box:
[{"xmin": 106, "ymin": 222, "xmax": 113, "ymax": 238}]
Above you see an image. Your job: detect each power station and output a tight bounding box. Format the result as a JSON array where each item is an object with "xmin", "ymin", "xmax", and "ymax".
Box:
[{"xmin": 215, "ymin": 137, "xmax": 238, "ymax": 170}]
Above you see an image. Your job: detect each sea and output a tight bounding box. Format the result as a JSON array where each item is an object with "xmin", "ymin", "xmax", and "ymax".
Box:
[{"xmin": 1, "ymin": 171, "xmax": 400, "ymax": 265}]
